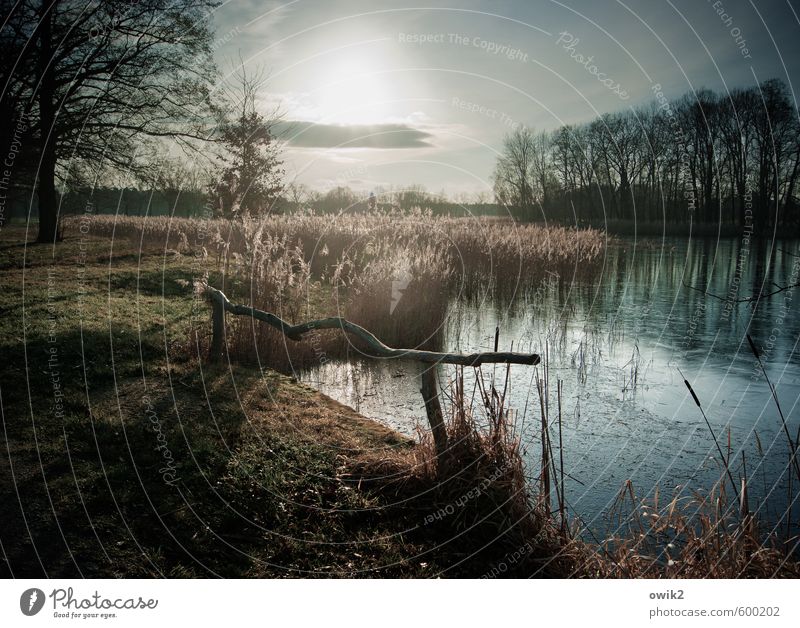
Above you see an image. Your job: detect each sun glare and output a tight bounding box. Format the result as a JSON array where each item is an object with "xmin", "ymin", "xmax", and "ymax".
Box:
[{"xmin": 314, "ymin": 52, "xmax": 394, "ymax": 124}]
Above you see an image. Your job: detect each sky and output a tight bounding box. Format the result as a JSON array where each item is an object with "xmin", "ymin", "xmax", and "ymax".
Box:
[{"xmin": 209, "ymin": 0, "xmax": 800, "ymax": 197}]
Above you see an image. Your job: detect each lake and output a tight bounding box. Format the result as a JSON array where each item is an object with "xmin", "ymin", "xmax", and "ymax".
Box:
[{"xmin": 301, "ymin": 236, "xmax": 800, "ymax": 540}]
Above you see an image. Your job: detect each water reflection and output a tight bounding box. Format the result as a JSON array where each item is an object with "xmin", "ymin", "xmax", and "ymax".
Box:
[{"xmin": 302, "ymin": 237, "xmax": 800, "ymax": 539}]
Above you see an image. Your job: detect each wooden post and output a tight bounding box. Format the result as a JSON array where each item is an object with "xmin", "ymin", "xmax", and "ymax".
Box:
[
  {"xmin": 209, "ymin": 295, "xmax": 226, "ymax": 362},
  {"xmin": 421, "ymin": 367, "xmax": 448, "ymax": 460}
]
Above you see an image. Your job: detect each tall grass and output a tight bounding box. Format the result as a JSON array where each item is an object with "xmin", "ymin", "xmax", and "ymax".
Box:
[
  {"xmin": 64, "ymin": 209, "xmax": 604, "ymax": 284},
  {"xmin": 65, "ymin": 210, "xmax": 604, "ymax": 370},
  {"xmin": 576, "ymin": 475, "xmax": 800, "ymax": 577},
  {"xmin": 407, "ymin": 364, "xmax": 579, "ymax": 577}
]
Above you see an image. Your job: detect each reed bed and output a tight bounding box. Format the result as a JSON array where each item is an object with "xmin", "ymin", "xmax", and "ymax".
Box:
[
  {"xmin": 65, "ymin": 210, "xmax": 604, "ymax": 371},
  {"xmin": 63, "ymin": 209, "xmax": 604, "ymax": 290},
  {"xmin": 406, "ymin": 365, "xmax": 579, "ymax": 577},
  {"xmin": 552, "ymin": 358, "xmax": 799, "ymax": 578},
  {"xmin": 573, "ymin": 478, "xmax": 800, "ymax": 578}
]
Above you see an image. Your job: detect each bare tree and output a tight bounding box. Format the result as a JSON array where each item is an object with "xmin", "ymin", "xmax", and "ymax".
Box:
[
  {"xmin": 1, "ymin": 0, "xmax": 219, "ymax": 242},
  {"xmin": 285, "ymin": 181, "xmax": 311, "ymax": 211},
  {"xmin": 208, "ymin": 64, "xmax": 284, "ymax": 218},
  {"xmin": 152, "ymin": 157, "xmax": 205, "ymax": 218},
  {"xmin": 317, "ymin": 186, "xmax": 358, "ymax": 213},
  {"xmin": 492, "ymin": 127, "xmax": 537, "ymax": 219},
  {"xmin": 752, "ymin": 79, "xmax": 795, "ymax": 230}
]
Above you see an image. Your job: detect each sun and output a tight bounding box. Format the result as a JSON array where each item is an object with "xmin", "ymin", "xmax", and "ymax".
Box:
[{"xmin": 313, "ymin": 51, "xmax": 394, "ymax": 125}]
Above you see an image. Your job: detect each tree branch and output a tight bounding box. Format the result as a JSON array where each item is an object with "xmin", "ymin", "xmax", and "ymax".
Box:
[{"xmin": 203, "ymin": 285, "xmax": 540, "ymax": 366}]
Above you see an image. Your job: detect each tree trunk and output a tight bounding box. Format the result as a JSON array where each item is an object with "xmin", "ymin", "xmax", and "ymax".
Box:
[
  {"xmin": 36, "ymin": 148, "xmax": 59, "ymax": 242},
  {"xmin": 782, "ymin": 146, "xmax": 799, "ymax": 226},
  {"xmin": 35, "ymin": 2, "xmax": 60, "ymax": 243}
]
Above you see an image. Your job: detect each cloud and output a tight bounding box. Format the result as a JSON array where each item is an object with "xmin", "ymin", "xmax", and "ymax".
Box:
[{"xmin": 276, "ymin": 121, "xmax": 434, "ymax": 149}]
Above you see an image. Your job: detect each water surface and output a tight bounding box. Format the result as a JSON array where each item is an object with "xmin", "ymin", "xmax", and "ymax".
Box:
[{"xmin": 301, "ymin": 237, "xmax": 800, "ymax": 538}]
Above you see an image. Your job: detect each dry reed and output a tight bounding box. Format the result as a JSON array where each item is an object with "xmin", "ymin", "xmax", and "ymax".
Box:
[{"xmin": 65, "ymin": 210, "xmax": 604, "ymax": 371}]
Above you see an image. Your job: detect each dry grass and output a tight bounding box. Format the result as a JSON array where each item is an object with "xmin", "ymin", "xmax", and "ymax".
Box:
[
  {"xmin": 540, "ymin": 360, "xmax": 800, "ymax": 578},
  {"xmin": 345, "ymin": 364, "xmax": 578, "ymax": 577},
  {"xmin": 62, "ymin": 210, "xmax": 605, "ymax": 294},
  {"xmin": 64, "ymin": 210, "xmax": 604, "ymax": 371},
  {"xmin": 572, "ymin": 478, "xmax": 800, "ymax": 578}
]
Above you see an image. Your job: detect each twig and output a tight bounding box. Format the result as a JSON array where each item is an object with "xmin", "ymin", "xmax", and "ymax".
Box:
[{"xmin": 682, "ymin": 279, "xmax": 800, "ymax": 305}]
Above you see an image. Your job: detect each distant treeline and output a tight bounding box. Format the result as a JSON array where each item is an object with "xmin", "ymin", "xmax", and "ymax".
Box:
[
  {"xmin": 493, "ymin": 78, "xmax": 800, "ymax": 232},
  {"xmin": 0, "ymin": 187, "xmax": 207, "ymax": 222},
  {"xmin": 286, "ymin": 183, "xmax": 499, "ymax": 216},
  {"xmin": 1, "ymin": 183, "xmax": 501, "ymax": 222}
]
